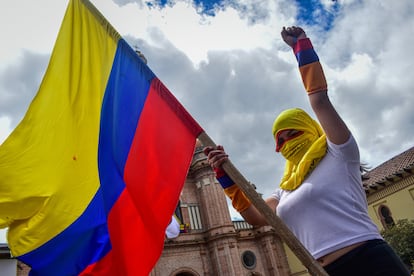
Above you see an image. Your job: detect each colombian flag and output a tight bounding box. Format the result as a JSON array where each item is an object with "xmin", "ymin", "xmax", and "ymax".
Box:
[{"xmin": 0, "ymin": 0, "xmax": 202, "ymax": 275}]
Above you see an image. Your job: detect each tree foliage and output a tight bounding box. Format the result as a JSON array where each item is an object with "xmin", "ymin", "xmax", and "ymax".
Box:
[{"xmin": 381, "ymin": 219, "xmax": 414, "ymax": 268}]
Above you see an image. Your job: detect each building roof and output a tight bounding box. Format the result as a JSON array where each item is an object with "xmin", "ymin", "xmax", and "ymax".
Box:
[{"xmin": 362, "ymin": 146, "xmax": 414, "ymax": 194}]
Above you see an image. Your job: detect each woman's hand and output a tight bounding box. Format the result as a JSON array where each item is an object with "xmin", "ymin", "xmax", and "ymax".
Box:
[
  {"xmin": 203, "ymin": 145, "xmax": 228, "ymax": 169},
  {"xmin": 281, "ymin": 26, "xmax": 307, "ymax": 48}
]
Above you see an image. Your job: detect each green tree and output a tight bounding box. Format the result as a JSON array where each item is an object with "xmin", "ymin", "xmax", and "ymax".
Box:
[{"xmin": 381, "ymin": 219, "xmax": 414, "ymax": 270}]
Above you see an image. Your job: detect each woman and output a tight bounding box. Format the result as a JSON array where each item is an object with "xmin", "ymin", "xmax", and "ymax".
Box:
[{"xmin": 204, "ymin": 26, "xmax": 409, "ymax": 276}]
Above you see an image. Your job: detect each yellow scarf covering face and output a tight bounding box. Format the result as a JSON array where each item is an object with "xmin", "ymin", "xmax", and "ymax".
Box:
[{"xmin": 272, "ymin": 108, "xmax": 327, "ymax": 190}]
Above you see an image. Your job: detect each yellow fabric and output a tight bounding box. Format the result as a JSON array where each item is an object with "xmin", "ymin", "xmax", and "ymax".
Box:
[
  {"xmin": 299, "ymin": 62, "xmax": 327, "ymax": 94},
  {"xmin": 224, "ymin": 185, "xmax": 251, "ymax": 213},
  {"xmin": 0, "ymin": 0, "xmax": 118, "ymax": 255},
  {"xmin": 272, "ymin": 108, "xmax": 327, "ymax": 190},
  {"xmin": 279, "ymin": 132, "xmax": 315, "ymax": 164}
]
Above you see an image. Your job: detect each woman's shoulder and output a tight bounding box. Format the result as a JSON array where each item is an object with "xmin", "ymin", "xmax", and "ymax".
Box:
[{"xmin": 326, "ymin": 134, "xmax": 360, "ymax": 161}]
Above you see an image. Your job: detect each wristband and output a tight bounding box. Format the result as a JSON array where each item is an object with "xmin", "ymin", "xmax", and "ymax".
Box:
[
  {"xmin": 293, "ymin": 38, "xmax": 327, "ymax": 94},
  {"xmin": 224, "ymin": 185, "xmax": 252, "ymax": 213},
  {"xmin": 214, "ymin": 167, "xmax": 251, "ymax": 213},
  {"xmin": 214, "ymin": 167, "xmax": 235, "ymax": 189}
]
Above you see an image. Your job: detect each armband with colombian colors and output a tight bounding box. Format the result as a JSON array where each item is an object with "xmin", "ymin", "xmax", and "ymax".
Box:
[
  {"xmin": 293, "ymin": 38, "xmax": 327, "ymax": 94},
  {"xmin": 214, "ymin": 167, "xmax": 251, "ymax": 213}
]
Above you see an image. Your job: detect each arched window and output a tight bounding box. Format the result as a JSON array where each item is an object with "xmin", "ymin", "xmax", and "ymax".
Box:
[
  {"xmin": 378, "ymin": 205, "xmax": 395, "ymax": 229},
  {"xmin": 172, "ymin": 267, "xmax": 199, "ymax": 276}
]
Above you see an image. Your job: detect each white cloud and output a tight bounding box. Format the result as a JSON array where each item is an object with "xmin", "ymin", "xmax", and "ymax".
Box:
[
  {"xmin": 0, "ymin": 1, "xmax": 67, "ymax": 69},
  {"xmin": 94, "ymin": 0, "xmax": 290, "ymax": 65}
]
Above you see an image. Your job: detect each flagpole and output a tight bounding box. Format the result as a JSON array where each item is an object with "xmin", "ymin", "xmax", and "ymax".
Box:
[{"xmin": 197, "ymin": 132, "xmax": 328, "ymax": 276}]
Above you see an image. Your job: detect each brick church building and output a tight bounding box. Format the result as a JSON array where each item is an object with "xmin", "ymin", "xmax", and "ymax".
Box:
[{"xmin": 151, "ymin": 141, "xmax": 291, "ymax": 276}]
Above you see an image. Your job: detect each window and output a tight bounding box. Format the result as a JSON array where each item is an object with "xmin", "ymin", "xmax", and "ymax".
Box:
[
  {"xmin": 188, "ymin": 205, "xmax": 203, "ymax": 230},
  {"xmin": 175, "ymin": 273, "xmax": 196, "ymax": 276},
  {"xmin": 241, "ymin": 250, "xmax": 257, "ymax": 270},
  {"xmin": 378, "ymin": 205, "xmax": 395, "ymax": 229}
]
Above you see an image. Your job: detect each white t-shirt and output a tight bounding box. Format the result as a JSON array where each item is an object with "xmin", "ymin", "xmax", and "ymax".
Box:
[{"xmin": 270, "ymin": 135, "xmax": 382, "ymax": 259}]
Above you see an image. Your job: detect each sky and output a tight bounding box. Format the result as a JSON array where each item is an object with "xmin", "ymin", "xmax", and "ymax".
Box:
[{"xmin": 1, "ymin": 0, "xmax": 414, "ymax": 242}]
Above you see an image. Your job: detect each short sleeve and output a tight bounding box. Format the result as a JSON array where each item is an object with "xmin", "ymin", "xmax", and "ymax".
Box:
[{"xmin": 327, "ymin": 134, "xmax": 360, "ymax": 162}]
